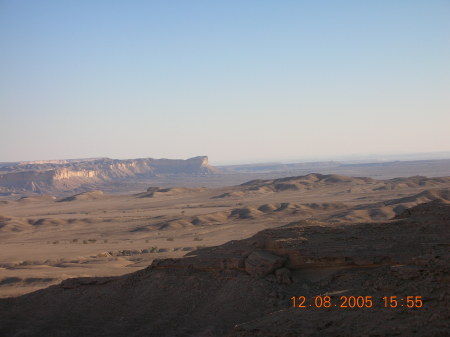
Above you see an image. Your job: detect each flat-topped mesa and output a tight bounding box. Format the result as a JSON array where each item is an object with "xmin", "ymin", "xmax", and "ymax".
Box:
[
  {"xmin": 149, "ymin": 156, "xmax": 218, "ymax": 174},
  {"xmin": 0, "ymin": 156, "xmax": 220, "ymax": 194}
]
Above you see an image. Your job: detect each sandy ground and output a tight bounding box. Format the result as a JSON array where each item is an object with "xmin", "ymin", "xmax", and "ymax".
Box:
[{"xmin": 1, "ymin": 173, "xmax": 450, "ymax": 298}]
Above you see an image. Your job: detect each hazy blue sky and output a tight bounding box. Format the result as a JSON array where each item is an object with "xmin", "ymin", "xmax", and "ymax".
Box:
[{"xmin": 1, "ymin": 1, "xmax": 449, "ymax": 164}]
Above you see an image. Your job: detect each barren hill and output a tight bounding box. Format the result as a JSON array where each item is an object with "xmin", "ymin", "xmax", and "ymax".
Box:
[
  {"xmin": 213, "ymin": 173, "xmax": 450, "ymax": 198},
  {"xmin": 0, "ymin": 156, "xmax": 219, "ymax": 195},
  {"xmin": 0, "ymin": 201, "xmax": 448, "ymax": 337}
]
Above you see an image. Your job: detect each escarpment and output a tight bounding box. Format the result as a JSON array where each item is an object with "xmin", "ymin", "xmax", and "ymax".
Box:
[{"xmin": 0, "ymin": 156, "xmax": 219, "ymax": 194}]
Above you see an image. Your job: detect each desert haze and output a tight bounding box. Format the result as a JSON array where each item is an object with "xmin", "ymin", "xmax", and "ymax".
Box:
[
  {"xmin": 2, "ymin": 0, "xmax": 449, "ymax": 335},
  {"xmin": 0, "ymin": 157, "xmax": 449, "ymax": 336}
]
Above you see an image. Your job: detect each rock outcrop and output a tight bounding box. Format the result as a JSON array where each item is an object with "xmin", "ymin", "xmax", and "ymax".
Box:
[{"xmin": 244, "ymin": 251, "xmax": 286, "ymax": 277}]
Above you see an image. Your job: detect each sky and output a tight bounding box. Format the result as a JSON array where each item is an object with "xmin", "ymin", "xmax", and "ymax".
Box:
[{"xmin": 1, "ymin": 0, "xmax": 449, "ymax": 165}]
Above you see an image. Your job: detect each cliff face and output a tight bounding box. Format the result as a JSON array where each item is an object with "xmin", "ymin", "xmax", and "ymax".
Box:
[
  {"xmin": 0, "ymin": 156, "xmax": 219, "ymax": 194},
  {"xmin": 149, "ymin": 156, "xmax": 220, "ymax": 174}
]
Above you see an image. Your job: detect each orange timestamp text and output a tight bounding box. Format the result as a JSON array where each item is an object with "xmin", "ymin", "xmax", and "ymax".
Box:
[{"xmin": 291, "ymin": 296, "xmax": 423, "ymax": 309}]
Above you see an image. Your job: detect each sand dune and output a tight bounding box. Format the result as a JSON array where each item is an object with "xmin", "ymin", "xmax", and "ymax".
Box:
[
  {"xmin": 0, "ymin": 215, "xmax": 75, "ymax": 232},
  {"xmin": 135, "ymin": 186, "xmax": 450, "ymax": 231},
  {"xmin": 384, "ymin": 187, "xmax": 450, "ymax": 205},
  {"xmin": 58, "ymin": 190, "xmax": 104, "ymax": 202},
  {"xmin": 214, "ymin": 174, "xmax": 379, "ymax": 198},
  {"xmin": 334, "ymin": 188, "xmax": 450, "ymax": 222},
  {"xmin": 136, "ymin": 187, "xmax": 206, "ymax": 198},
  {"xmin": 214, "ymin": 174, "xmax": 450, "ymax": 199},
  {"xmin": 0, "ymin": 215, "xmax": 31, "ymax": 232},
  {"xmin": 336, "ymin": 206, "xmax": 396, "ymax": 222},
  {"xmin": 17, "ymin": 195, "xmax": 56, "ymax": 202},
  {"xmin": 376, "ymin": 176, "xmax": 450, "ymax": 190},
  {"xmin": 149, "ymin": 202, "xmax": 348, "ymax": 231}
]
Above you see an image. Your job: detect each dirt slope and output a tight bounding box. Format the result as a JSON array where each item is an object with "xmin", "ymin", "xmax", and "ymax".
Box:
[{"xmin": 0, "ymin": 200, "xmax": 448, "ymax": 337}]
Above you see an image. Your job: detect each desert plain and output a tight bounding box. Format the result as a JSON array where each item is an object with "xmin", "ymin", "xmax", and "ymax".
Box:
[{"xmin": 0, "ymin": 159, "xmax": 449, "ymax": 336}]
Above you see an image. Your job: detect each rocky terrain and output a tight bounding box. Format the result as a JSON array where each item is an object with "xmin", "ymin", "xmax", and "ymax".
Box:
[
  {"xmin": 1, "ymin": 169, "xmax": 450, "ymax": 336},
  {"xmin": 0, "ymin": 200, "xmax": 449, "ymax": 336},
  {"xmin": 2, "ymin": 157, "xmax": 450, "ymax": 198},
  {"xmin": 0, "ymin": 156, "xmax": 218, "ymax": 195}
]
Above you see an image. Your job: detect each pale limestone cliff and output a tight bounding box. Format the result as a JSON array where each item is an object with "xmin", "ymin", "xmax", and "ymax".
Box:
[
  {"xmin": 0, "ymin": 156, "xmax": 219, "ymax": 194},
  {"xmin": 53, "ymin": 168, "xmax": 98, "ymax": 180}
]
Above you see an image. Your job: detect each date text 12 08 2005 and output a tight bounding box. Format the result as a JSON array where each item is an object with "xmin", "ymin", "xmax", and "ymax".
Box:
[{"xmin": 290, "ymin": 296, "xmax": 423, "ymax": 309}]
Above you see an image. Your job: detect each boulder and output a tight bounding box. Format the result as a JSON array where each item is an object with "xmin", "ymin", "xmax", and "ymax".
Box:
[{"xmin": 245, "ymin": 251, "xmax": 286, "ymax": 277}]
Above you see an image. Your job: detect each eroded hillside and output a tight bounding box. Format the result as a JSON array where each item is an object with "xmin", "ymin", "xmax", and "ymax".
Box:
[{"xmin": 0, "ymin": 200, "xmax": 448, "ymax": 337}]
